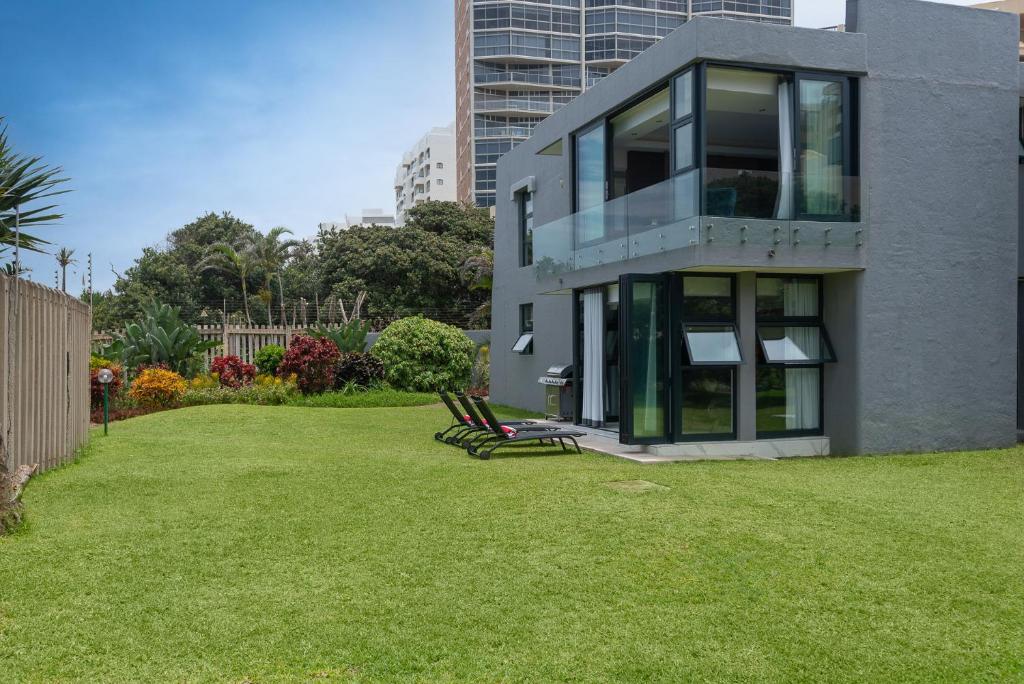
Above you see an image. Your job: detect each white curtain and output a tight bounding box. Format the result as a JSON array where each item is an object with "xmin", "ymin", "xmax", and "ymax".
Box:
[
  {"xmin": 784, "ymin": 281, "xmax": 819, "ymax": 430},
  {"xmin": 582, "ymin": 288, "xmax": 605, "ymax": 428},
  {"xmin": 775, "ymin": 80, "xmax": 794, "ymax": 219},
  {"xmin": 800, "ymin": 81, "xmax": 843, "ymax": 216}
]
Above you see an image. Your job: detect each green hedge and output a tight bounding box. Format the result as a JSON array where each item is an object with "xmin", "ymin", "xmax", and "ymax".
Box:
[{"xmin": 371, "ymin": 316, "xmax": 475, "ymax": 392}]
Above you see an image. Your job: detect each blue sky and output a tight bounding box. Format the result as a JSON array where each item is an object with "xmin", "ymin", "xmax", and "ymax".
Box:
[
  {"xmin": 3, "ymin": 0, "xmax": 456, "ymax": 290},
  {"xmin": 3, "ymin": 0, "xmax": 980, "ymax": 291}
]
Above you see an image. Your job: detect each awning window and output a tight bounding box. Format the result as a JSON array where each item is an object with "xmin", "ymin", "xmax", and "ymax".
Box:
[
  {"xmin": 511, "ymin": 333, "xmax": 534, "ymax": 354},
  {"xmin": 757, "ymin": 325, "xmax": 836, "ymax": 364},
  {"xmin": 683, "ymin": 325, "xmax": 742, "ymax": 365}
]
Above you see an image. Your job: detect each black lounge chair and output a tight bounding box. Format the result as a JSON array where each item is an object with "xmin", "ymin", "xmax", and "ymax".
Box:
[
  {"xmin": 435, "ymin": 391, "xmax": 543, "ymax": 446},
  {"xmin": 467, "ymin": 396, "xmax": 586, "ymax": 460},
  {"xmin": 453, "ymin": 391, "xmax": 558, "ymax": 449}
]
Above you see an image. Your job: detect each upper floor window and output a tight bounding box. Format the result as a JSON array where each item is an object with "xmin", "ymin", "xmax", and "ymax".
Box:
[{"xmin": 519, "ymin": 190, "xmax": 534, "ymax": 267}]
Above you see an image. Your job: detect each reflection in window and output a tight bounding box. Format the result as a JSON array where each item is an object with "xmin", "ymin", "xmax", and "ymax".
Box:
[
  {"xmin": 705, "ymin": 67, "xmax": 788, "ymax": 220},
  {"xmin": 685, "ymin": 325, "xmax": 742, "ymax": 364},
  {"xmin": 575, "ymin": 123, "xmax": 607, "ymax": 245},
  {"xmin": 758, "ymin": 325, "xmax": 835, "ymax": 364},
  {"xmin": 681, "ymin": 368, "xmax": 734, "ymax": 436},
  {"xmin": 610, "ymin": 88, "xmax": 670, "ymax": 200},
  {"xmin": 799, "ymin": 79, "xmax": 845, "ymax": 217},
  {"xmin": 756, "ymin": 367, "xmax": 820, "ymax": 433}
]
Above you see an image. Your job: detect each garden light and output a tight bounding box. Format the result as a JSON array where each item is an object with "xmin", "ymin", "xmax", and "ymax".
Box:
[{"xmin": 97, "ymin": 368, "xmax": 115, "ymax": 435}]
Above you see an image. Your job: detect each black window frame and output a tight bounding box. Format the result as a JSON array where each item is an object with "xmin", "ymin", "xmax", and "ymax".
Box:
[
  {"xmin": 513, "ymin": 302, "xmax": 534, "ymax": 355},
  {"xmin": 518, "ymin": 189, "xmax": 534, "ymax": 267},
  {"xmin": 754, "ymin": 274, "xmax": 829, "ymax": 439},
  {"xmin": 674, "ymin": 273, "xmax": 740, "ymax": 442}
]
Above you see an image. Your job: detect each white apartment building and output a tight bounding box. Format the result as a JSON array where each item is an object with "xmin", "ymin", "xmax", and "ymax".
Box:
[
  {"xmin": 318, "ymin": 210, "xmax": 396, "ymax": 232},
  {"xmin": 393, "ymin": 123, "xmax": 457, "ymax": 225}
]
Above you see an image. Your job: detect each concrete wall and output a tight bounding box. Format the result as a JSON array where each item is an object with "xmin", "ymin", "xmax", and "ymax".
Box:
[{"xmin": 846, "ymin": 0, "xmax": 1019, "ymax": 453}]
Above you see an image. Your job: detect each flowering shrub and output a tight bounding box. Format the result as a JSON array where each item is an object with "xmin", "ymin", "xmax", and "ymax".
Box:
[
  {"xmin": 254, "ymin": 344, "xmax": 286, "ymax": 376},
  {"xmin": 189, "ymin": 374, "xmax": 219, "ymax": 389},
  {"xmin": 371, "ymin": 316, "xmax": 475, "ymax": 392},
  {"xmin": 128, "ymin": 368, "xmax": 187, "ymax": 408},
  {"xmin": 277, "ymin": 335, "xmax": 340, "ymax": 394},
  {"xmin": 334, "ymin": 352, "xmax": 385, "ymax": 389},
  {"xmin": 209, "ymin": 355, "xmax": 256, "ymax": 388},
  {"xmin": 89, "ymin": 356, "xmax": 123, "ymax": 410}
]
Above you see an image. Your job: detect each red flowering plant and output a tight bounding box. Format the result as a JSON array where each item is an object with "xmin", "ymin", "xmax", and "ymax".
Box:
[
  {"xmin": 89, "ymin": 356, "xmax": 123, "ymax": 410},
  {"xmin": 209, "ymin": 355, "xmax": 257, "ymax": 388},
  {"xmin": 277, "ymin": 335, "xmax": 340, "ymax": 394}
]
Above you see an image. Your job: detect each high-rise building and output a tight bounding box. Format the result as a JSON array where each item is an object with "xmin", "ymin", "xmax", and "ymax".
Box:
[
  {"xmin": 455, "ymin": 0, "xmax": 793, "ymax": 208},
  {"xmin": 393, "ymin": 124, "xmax": 457, "ymax": 226}
]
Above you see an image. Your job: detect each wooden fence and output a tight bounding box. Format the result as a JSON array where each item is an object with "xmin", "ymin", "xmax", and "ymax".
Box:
[
  {"xmin": 93, "ymin": 325, "xmax": 493, "ymax": 368},
  {"xmin": 1, "ymin": 274, "xmax": 92, "ymax": 474}
]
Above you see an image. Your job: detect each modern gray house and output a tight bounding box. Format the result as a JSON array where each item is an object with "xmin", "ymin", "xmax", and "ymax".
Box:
[{"xmin": 490, "ymin": 0, "xmax": 1024, "ymax": 457}]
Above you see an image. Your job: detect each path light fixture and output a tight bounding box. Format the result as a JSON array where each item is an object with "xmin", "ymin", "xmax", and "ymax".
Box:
[{"xmin": 97, "ymin": 368, "xmax": 114, "ymax": 435}]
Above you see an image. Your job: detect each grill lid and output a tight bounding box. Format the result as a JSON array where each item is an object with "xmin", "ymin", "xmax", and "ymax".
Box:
[{"xmin": 545, "ymin": 364, "xmax": 573, "ymax": 378}]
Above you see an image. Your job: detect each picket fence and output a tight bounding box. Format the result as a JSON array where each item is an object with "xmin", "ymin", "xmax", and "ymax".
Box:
[
  {"xmin": 1, "ymin": 274, "xmax": 92, "ymax": 474},
  {"xmin": 92, "ymin": 325, "xmax": 493, "ymax": 368}
]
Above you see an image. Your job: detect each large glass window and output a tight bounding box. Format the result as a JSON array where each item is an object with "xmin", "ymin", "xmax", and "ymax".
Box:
[
  {"xmin": 705, "ymin": 67, "xmax": 788, "ymax": 219},
  {"xmin": 610, "ymin": 87, "xmax": 670, "ymax": 200},
  {"xmin": 679, "ymin": 275, "xmax": 739, "ymax": 439},
  {"xmin": 755, "ymin": 276, "xmax": 834, "ymax": 436},
  {"xmin": 798, "ymin": 78, "xmax": 846, "ymax": 218},
  {"xmin": 628, "ymin": 279, "xmax": 667, "ymax": 440},
  {"xmin": 575, "ymin": 122, "xmax": 606, "ymax": 244}
]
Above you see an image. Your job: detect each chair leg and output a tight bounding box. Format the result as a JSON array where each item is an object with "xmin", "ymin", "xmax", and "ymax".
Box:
[
  {"xmin": 570, "ymin": 437, "xmax": 582, "ymax": 454},
  {"xmin": 558, "ymin": 437, "xmax": 567, "ymax": 452}
]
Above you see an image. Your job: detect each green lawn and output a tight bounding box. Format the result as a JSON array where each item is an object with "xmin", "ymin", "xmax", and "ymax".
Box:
[{"xmin": 1, "ymin": 405, "xmax": 1022, "ymax": 682}]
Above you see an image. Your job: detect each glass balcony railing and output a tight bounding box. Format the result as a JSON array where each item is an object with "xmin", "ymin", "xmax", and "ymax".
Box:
[
  {"xmin": 474, "ymin": 71, "xmax": 582, "ymax": 89},
  {"xmin": 475, "ymin": 99, "xmax": 557, "ymax": 114},
  {"xmin": 533, "ymin": 169, "xmax": 863, "ymax": 278}
]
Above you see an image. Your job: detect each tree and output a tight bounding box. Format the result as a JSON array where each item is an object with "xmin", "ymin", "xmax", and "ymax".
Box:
[
  {"xmin": 0, "ymin": 118, "xmax": 69, "ymax": 258},
  {"xmin": 55, "ymin": 247, "xmax": 76, "ymax": 292},
  {"xmin": 459, "ymin": 249, "xmax": 493, "ymax": 327},
  {"xmin": 199, "ymin": 244, "xmax": 255, "ymax": 326},
  {"xmin": 404, "ymin": 201, "xmax": 494, "ymax": 246},
  {"xmin": 249, "ymin": 226, "xmax": 296, "ymax": 326}
]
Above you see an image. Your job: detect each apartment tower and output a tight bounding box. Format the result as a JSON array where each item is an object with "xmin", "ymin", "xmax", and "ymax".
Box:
[
  {"xmin": 455, "ymin": 0, "xmax": 793, "ymax": 208},
  {"xmin": 394, "ymin": 124, "xmax": 457, "ymax": 226}
]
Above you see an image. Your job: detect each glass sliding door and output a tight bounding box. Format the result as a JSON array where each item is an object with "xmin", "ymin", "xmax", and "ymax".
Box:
[
  {"xmin": 619, "ymin": 274, "xmax": 669, "ymax": 444},
  {"xmin": 574, "ymin": 121, "xmax": 607, "ymax": 245},
  {"xmin": 796, "ymin": 75, "xmax": 849, "ymax": 219}
]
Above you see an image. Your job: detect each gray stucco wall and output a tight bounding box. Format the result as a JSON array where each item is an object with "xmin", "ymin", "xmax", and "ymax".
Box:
[
  {"xmin": 492, "ymin": 0, "xmax": 1022, "ymax": 452},
  {"xmin": 844, "ymin": 0, "xmax": 1019, "ymax": 454}
]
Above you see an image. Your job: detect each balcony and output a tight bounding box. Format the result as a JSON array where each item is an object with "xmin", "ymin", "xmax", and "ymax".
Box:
[
  {"xmin": 474, "ymin": 99, "xmax": 557, "ymax": 116},
  {"xmin": 533, "ymin": 170, "xmax": 865, "ymax": 283},
  {"xmin": 475, "ymin": 125, "xmax": 535, "ymax": 139},
  {"xmin": 473, "ymin": 71, "xmax": 581, "ymax": 91}
]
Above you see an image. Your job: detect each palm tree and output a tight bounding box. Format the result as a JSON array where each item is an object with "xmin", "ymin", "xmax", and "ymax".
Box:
[
  {"xmin": 460, "ymin": 249, "xmax": 493, "ymax": 327},
  {"xmin": 249, "ymin": 227, "xmax": 296, "ymax": 326},
  {"xmin": 55, "ymin": 247, "xmax": 76, "ymax": 292},
  {"xmin": 199, "ymin": 244, "xmax": 254, "ymax": 327},
  {"xmin": 0, "ymin": 118, "xmax": 69, "ymax": 255}
]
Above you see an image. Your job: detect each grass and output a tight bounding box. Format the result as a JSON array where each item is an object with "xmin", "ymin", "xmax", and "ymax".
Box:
[
  {"xmin": 285, "ymin": 388, "xmax": 439, "ymax": 409},
  {"xmin": 1, "ymin": 404, "xmax": 1022, "ymax": 682}
]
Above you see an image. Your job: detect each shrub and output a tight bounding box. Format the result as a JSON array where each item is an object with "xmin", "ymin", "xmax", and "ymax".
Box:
[
  {"xmin": 89, "ymin": 359, "xmax": 124, "ymax": 410},
  {"xmin": 189, "ymin": 374, "xmax": 219, "ymax": 390},
  {"xmin": 277, "ymin": 335, "xmax": 340, "ymax": 394},
  {"xmin": 334, "ymin": 352, "xmax": 385, "ymax": 389},
  {"xmin": 209, "ymin": 355, "xmax": 256, "ymax": 388},
  {"xmin": 180, "ymin": 379, "xmax": 299, "ymax": 407},
  {"xmin": 471, "ymin": 343, "xmax": 490, "ymax": 392},
  {"xmin": 370, "ymin": 316, "xmax": 475, "ymax": 392},
  {"xmin": 309, "ymin": 320, "xmax": 371, "ymax": 353},
  {"xmin": 100, "ymin": 302, "xmax": 218, "ymax": 378},
  {"xmin": 128, "ymin": 368, "xmax": 187, "ymax": 409},
  {"xmin": 254, "ymin": 344, "xmax": 285, "ymax": 376}
]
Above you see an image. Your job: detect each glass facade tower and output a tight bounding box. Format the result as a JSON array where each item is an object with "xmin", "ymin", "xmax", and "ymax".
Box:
[{"xmin": 456, "ymin": 0, "xmax": 793, "ymax": 208}]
